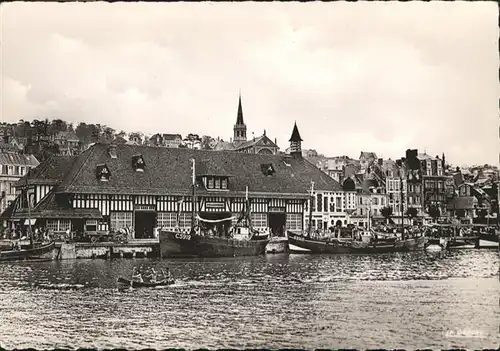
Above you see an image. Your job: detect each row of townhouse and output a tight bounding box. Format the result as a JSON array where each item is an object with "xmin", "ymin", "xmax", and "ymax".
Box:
[{"xmin": 308, "ymin": 148, "xmax": 498, "ymax": 226}]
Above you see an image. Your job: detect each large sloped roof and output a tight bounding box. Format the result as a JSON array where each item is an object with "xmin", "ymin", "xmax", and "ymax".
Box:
[
  {"xmin": 57, "ymin": 143, "xmax": 342, "ymax": 197},
  {"xmin": 15, "ymin": 155, "xmax": 78, "ymax": 186}
]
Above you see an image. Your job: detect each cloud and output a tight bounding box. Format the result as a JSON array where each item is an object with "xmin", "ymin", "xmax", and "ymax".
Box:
[{"xmin": 1, "ymin": 1, "xmax": 498, "ymax": 166}]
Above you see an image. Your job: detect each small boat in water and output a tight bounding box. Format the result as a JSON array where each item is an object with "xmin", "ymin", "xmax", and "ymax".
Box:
[
  {"xmin": 0, "ymin": 241, "xmax": 57, "ymax": 262},
  {"xmin": 117, "ymin": 277, "xmax": 175, "ymax": 288}
]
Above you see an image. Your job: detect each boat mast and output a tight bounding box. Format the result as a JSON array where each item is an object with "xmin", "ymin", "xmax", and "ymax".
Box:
[
  {"xmin": 191, "ymin": 158, "xmax": 196, "ymax": 231},
  {"xmin": 26, "ymin": 187, "xmax": 33, "ymax": 248},
  {"xmin": 245, "ymin": 185, "xmax": 252, "ymax": 230},
  {"xmin": 307, "ymin": 180, "xmax": 314, "ymax": 236},
  {"xmin": 400, "ymin": 170, "xmax": 404, "ymax": 237}
]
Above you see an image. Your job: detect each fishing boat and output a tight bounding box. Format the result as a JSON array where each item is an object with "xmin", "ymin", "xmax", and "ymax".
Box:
[
  {"xmin": 159, "ymin": 159, "xmax": 269, "ymax": 258},
  {"xmin": 287, "ymin": 180, "xmax": 426, "ymax": 254},
  {"xmin": 117, "ymin": 277, "xmax": 175, "ymax": 288},
  {"xmin": 0, "ymin": 241, "xmax": 57, "ymax": 262},
  {"xmin": 0, "ymin": 183, "xmax": 58, "ymax": 262}
]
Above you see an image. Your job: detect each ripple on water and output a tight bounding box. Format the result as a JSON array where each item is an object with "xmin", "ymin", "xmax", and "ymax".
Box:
[{"xmin": 0, "ymin": 250, "xmax": 498, "ymax": 349}]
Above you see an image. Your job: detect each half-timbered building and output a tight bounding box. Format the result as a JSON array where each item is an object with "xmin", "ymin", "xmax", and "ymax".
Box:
[{"xmin": 3, "ymin": 124, "xmax": 342, "ymax": 240}]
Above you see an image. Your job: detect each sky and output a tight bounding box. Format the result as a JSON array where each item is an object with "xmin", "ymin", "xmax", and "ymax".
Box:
[{"xmin": 1, "ymin": 1, "xmax": 498, "ymax": 166}]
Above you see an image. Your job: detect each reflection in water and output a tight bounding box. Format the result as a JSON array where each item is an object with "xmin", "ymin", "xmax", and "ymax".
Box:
[{"xmin": 0, "ymin": 249, "xmax": 498, "ymax": 349}]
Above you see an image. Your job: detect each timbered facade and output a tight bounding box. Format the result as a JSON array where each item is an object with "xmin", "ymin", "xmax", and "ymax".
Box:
[{"xmin": 4, "ymin": 124, "xmax": 342, "ymax": 239}]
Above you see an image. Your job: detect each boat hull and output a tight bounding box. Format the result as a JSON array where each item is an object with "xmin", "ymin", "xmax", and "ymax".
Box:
[
  {"xmin": 117, "ymin": 277, "xmax": 175, "ymax": 288},
  {"xmin": 266, "ymin": 237, "xmax": 289, "ymax": 254},
  {"xmin": 350, "ymin": 236, "xmax": 426, "ymax": 253},
  {"xmin": 287, "ymin": 232, "xmax": 352, "ymax": 254},
  {"xmin": 0, "ymin": 242, "xmax": 58, "ymax": 262},
  {"xmin": 160, "ymin": 230, "xmax": 269, "ymax": 258},
  {"xmin": 287, "ymin": 231, "xmax": 426, "ymax": 254},
  {"xmin": 159, "ymin": 230, "xmax": 197, "ymax": 258}
]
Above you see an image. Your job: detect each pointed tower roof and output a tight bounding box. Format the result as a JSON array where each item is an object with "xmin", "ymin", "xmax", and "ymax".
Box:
[
  {"xmin": 236, "ymin": 93, "xmax": 244, "ymax": 125},
  {"xmin": 289, "ymin": 122, "xmax": 303, "ymax": 142}
]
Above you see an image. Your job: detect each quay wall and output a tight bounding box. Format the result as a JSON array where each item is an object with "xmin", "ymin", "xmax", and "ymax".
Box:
[{"xmin": 55, "ymin": 241, "xmax": 159, "ymax": 260}]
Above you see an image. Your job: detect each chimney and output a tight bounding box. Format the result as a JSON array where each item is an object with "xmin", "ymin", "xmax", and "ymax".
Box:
[
  {"xmin": 378, "ymin": 158, "xmax": 383, "ymax": 166},
  {"xmin": 108, "ymin": 144, "xmax": 118, "ymax": 159}
]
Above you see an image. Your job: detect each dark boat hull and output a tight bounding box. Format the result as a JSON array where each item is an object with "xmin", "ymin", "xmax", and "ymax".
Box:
[
  {"xmin": 287, "ymin": 231, "xmax": 426, "ymax": 254},
  {"xmin": 0, "ymin": 242, "xmax": 57, "ymax": 262},
  {"xmin": 350, "ymin": 236, "xmax": 426, "ymax": 253},
  {"xmin": 159, "ymin": 230, "xmax": 269, "ymax": 258},
  {"xmin": 287, "ymin": 232, "xmax": 352, "ymax": 254},
  {"xmin": 117, "ymin": 277, "xmax": 174, "ymax": 288},
  {"xmin": 159, "ymin": 230, "xmax": 197, "ymax": 258}
]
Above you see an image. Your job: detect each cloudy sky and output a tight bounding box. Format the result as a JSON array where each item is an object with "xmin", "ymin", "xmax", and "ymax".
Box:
[{"xmin": 1, "ymin": 1, "xmax": 498, "ymax": 166}]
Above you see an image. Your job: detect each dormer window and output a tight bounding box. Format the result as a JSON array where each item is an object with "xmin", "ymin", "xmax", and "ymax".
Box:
[
  {"xmin": 261, "ymin": 163, "xmax": 276, "ymax": 176},
  {"xmin": 205, "ymin": 176, "xmax": 229, "ymax": 190},
  {"xmin": 96, "ymin": 164, "xmax": 111, "ymax": 182},
  {"xmin": 132, "ymin": 154, "xmax": 145, "ymax": 172}
]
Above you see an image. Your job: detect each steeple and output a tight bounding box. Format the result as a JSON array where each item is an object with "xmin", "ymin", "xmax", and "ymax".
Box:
[
  {"xmin": 233, "ymin": 92, "xmax": 247, "ymax": 145},
  {"xmin": 289, "ymin": 121, "xmax": 303, "ymax": 158},
  {"xmin": 236, "ymin": 94, "xmax": 244, "ymax": 125}
]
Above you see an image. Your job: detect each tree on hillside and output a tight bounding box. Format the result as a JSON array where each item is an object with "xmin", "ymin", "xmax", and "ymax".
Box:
[
  {"xmin": 129, "ymin": 132, "xmax": 144, "ymax": 144},
  {"xmin": 103, "ymin": 127, "xmax": 115, "ymax": 142},
  {"xmin": 49, "ymin": 119, "xmax": 68, "ymax": 135},
  {"xmin": 381, "ymin": 206, "xmax": 393, "ymax": 224},
  {"xmin": 200, "ymin": 135, "xmax": 215, "ymax": 150},
  {"xmin": 183, "ymin": 133, "xmax": 201, "ymax": 149}
]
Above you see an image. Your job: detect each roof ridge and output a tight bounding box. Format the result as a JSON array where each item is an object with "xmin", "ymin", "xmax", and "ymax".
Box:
[{"xmin": 61, "ymin": 146, "xmax": 96, "ymax": 191}]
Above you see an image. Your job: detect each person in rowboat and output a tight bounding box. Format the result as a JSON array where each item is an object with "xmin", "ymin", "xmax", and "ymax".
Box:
[{"xmin": 131, "ymin": 266, "xmax": 143, "ymax": 283}]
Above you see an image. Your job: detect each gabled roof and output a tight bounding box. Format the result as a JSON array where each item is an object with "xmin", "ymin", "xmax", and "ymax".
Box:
[
  {"xmin": 0, "ymin": 151, "xmax": 39, "ymax": 167},
  {"xmin": 150, "ymin": 133, "xmax": 182, "ymax": 141},
  {"xmin": 57, "ymin": 143, "xmax": 342, "ymax": 197},
  {"xmin": 54, "ymin": 131, "xmax": 79, "ymax": 142},
  {"xmin": 30, "ymin": 192, "xmax": 102, "ymax": 219},
  {"xmin": 5, "ymin": 191, "xmax": 102, "ymax": 220},
  {"xmin": 15, "ymin": 155, "xmax": 78, "ymax": 187},
  {"xmin": 359, "ymin": 151, "xmax": 377, "ymax": 160},
  {"xmin": 234, "ymin": 134, "xmax": 278, "ymax": 150},
  {"xmin": 212, "ymin": 140, "xmax": 235, "ymax": 151}
]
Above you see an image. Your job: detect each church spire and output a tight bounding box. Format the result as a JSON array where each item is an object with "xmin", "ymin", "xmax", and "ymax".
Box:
[
  {"xmin": 233, "ymin": 91, "xmax": 247, "ymax": 145},
  {"xmin": 236, "ymin": 92, "xmax": 244, "ymax": 125}
]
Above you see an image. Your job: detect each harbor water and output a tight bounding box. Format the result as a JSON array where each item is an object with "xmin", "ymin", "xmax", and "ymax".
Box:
[{"xmin": 0, "ymin": 249, "xmax": 499, "ymax": 349}]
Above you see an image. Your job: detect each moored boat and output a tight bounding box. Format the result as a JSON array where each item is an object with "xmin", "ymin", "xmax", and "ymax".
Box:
[
  {"xmin": 265, "ymin": 236, "xmax": 289, "ymax": 254},
  {"xmin": 159, "ymin": 159, "xmax": 269, "ymax": 258},
  {"xmin": 287, "ymin": 229, "xmax": 426, "ymax": 254},
  {"xmin": 287, "ymin": 231, "xmax": 353, "ymax": 254},
  {"xmin": 0, "ymin": 241, "xmax": 58, "ymax": 262}
]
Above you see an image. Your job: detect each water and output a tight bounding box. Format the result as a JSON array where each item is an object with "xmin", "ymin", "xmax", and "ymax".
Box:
[{"xmin": 0, "ymin": 249, "xmax": 499, "ymax": 349}]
